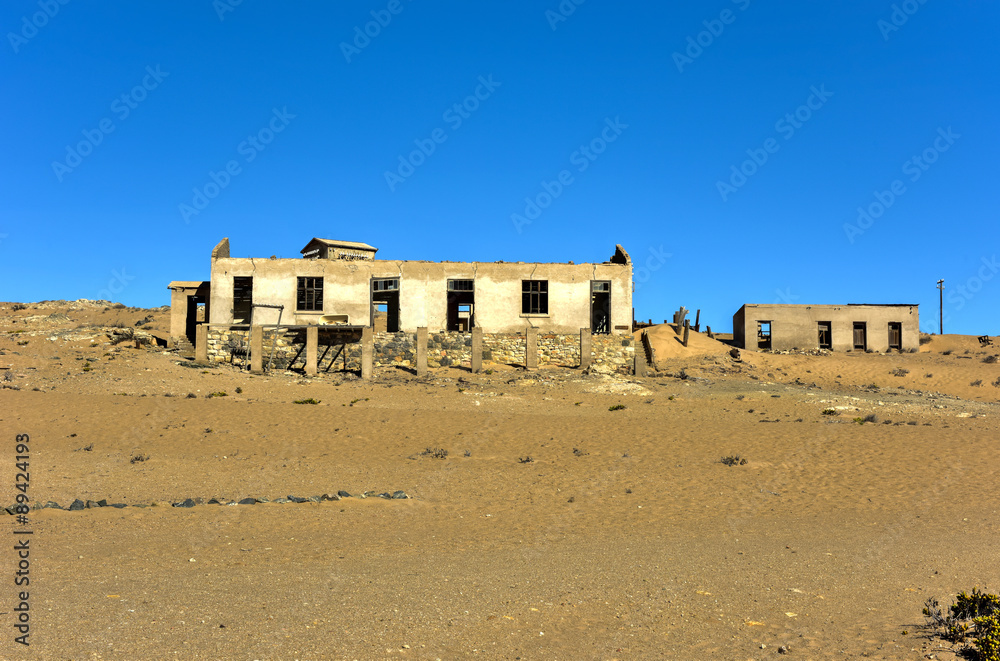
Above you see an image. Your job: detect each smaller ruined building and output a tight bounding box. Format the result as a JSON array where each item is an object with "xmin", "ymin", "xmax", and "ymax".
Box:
[{"xmin": 733, "ymin": 303, "xmax": 919, "ymax": 352}]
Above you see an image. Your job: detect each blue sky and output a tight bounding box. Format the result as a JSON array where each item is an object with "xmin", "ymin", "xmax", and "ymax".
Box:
[{"xmin": 2, "ymin": 1, "xmax": 997, "ymax": 334}]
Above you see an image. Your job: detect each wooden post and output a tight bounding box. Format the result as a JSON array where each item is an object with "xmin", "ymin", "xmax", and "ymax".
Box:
[
  {"xmin": 361, "ymin": 327, "xmax": 374, "ymax": 379},
  {"xmin": 525, "ymin": 327, "xmax": 538, "ymax": 369},
  {"xmin": 694, "ymin": 309, "xmax": 701, "ymax": 332},
  {"xmin": 195, "ymin": 324, "xmax": 208, "ymax": 363},
  {"xmin": 706, "ymin": 325, "xmax": 713, "ymax": 339},
  {"xmin": 305, "ymin": 325, "xmax": 318, "ymax": 376},
  {"xmin": 250, "ymin": 325, "xmax": 263, "ymax": 373},
  {"xmin": 415, "ymin": 328, "xmax": 428, "ymax": 376},
  {"xmin": 682, "ymin": 320, "xmax": 690, "ymax": 348},
  {"xmin": 579, "ymin": 328, "xmax": 592, "ymax": 369},
  {"xmin": 471, "ymin": 327, "xmax": 482, "ymax": 373}
]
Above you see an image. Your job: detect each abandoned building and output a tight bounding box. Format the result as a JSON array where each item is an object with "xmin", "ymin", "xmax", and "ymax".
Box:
[
  {"xmin": 168, "ymin": 238, "xmax": 636, "ymax": 374},
  {"xmin": 732, "ymin": 303, "xmax": 920, "ymax": 353}
]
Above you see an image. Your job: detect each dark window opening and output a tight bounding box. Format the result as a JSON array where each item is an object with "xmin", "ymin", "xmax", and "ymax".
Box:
[
  {"xmin": 297, "ymin": 277, "xmax": 324, "ymax": 312},
  {"xmin": 853, "ymin": 322, "xmax": 867, "ymax": 351},
  {"xmin": 522, "ymin": 280, "xmax": 548, "ymax": 315},
  {"xmin": 817, "ymin": 321, "xmax": 832, "ymax": 350},
  {"xmin": 233, "ymin": 277, "xmax": 253, "ymax": 324},
  {"xmin": 447, "ymin": 280, "xmax": 475, "ymax": 331},
  {"xmin": 372, "ymin": 279, "xmax": 400, "ymax": 332},
  {"xmin": 591, "ymin": 280, "xmax": 611, "ymax": 334},
  {"xmin": 757, "ymin": 321, "xmax": 772, "ymax": 350},
  {"xmin": 888, "ymin": 322, "xmax": 902, "ymax": 350}
]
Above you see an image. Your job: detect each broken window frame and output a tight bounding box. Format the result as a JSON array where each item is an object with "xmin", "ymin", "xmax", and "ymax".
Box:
[
  {"xmin": 521, "ymin": 280, "xmax": 548, "ymax": 315},
  {"xmin": 296, "ymin": 276, "xmax": 324, "ymax": 312},
  {"xmin": 447, "ymin": 279, "xmax": 474, "ymax": 292},
  {"xmin": 372, "ymin": 278, "xmax": 399, "ymax": 292}
]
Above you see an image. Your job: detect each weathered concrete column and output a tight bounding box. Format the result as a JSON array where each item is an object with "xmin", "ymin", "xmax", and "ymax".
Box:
[
  {"xmin": 579, "ymin": 328, "xmax": 592, "ymax": 369},
  {"xmin": 195, "ymin": 324, "xmax": 208, "ymax": 362},
  {"xmin": 361, "ymin": 327, "xmax": 374, "ymax": 380},
  {"xmin": 305, "ymin": 325, "xmax": 318, "ymax": 376},
  {"xmin": 525, "ymin": 327, "xmax": 538, "ymax": 370},
  {"xmin": 635, "ymin": 333, "xmax": 648, "ymax": 377},
  {"xmin": 471, "ymin": 327, "xmax": 483, "ymax": 373},
  {"xmin": 250, "ymin": 325, "xmax": 264, "ymax": 373},
  {"xmin": 415, "ymin": 327, "xmax": 428, "ymax": 376}
]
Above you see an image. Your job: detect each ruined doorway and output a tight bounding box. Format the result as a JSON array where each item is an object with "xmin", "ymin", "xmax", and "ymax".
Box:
[
  {"xmin": 888, "ymin": 322, "xmax": 902, "ymax": 350},
  {"xmin": 233, "ymin": 277, "xmax": 253, "ymax": 324},
  {"xmin": 853, "ymin": 322, "xmax": 867, "ymax": 351},
  {"xmin": 757, "ymin": 321, "xmax": 772, "ymax": 350},
  {"xmin": 447, "ymin": 280, "xmax": 474, "ymax": 331},
  {"xmin": 817, "ymin": 321, "xmax": 832, "ymax": 350},
  {"xmin": 590, "ymin": 281, "xmax": 611, "ymax": 334},
  {"xmin": 371, "ymin": 278, "xmax": 400, "ymax": 332},
  {"xmin": 185, "ymin": 295, "xmax": 205, "ymax": 344}
]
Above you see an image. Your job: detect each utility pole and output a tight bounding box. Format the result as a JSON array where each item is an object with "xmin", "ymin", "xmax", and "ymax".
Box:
[{"xmin": 936, "ymin": 279, "xmax": 944, "ymax": 335}]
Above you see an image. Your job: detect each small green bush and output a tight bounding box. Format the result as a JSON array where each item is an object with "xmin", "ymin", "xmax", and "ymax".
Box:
[
  {"xmin": 924, "ymin": 589, "xmax": 1000, "ymax": 661},
  {"xmin": 720, "ymin": 455, "xmax": 747, "ymax": 466},
  {"xmin": 293, "ymin": 398, "xmax": 320, "ymax": 405},
  {"xmin": 608, "ymin": 404, "xmax": 626, "ymax": 411},
  {"xmin": 821, "ymin": 408, "xmax": 838, "ymax": 415},
  {"xmin": 207, "ymin": 391, "xmax": 227, "ymax": 398}
]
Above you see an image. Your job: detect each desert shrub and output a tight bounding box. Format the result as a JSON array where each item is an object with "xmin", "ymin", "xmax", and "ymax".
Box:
[
  {"xmin": 971, "ymin": 379, "xmax": 983, "ymax": 387},
  {"xmin": 207, "ymin": 391, "xmax": 227, "ymax": 398},
  {"xmin": 821, "ymin": 408, "xmax": 838, "ymax": 415},
  {"xmin": 293, "ymin": 398, "xmax": 320, "ymax": 405},
  {"xmin": 130, "ymin": 453, "xmax": 149, "ymax": 464},
  {"xmin": 919, "ymin": 335, "xmax": 932, "ymax": 345},
  {"xmin": 2, "ymin": 372, "xmax": 12, "ymax": 382},
  {"xmin": 12, "ymin": 304, "xmax": 26, "ymax": 311},
  {"xmin": 925, "ymin": 373, "xmax": 933, "ymax": 378},
  {"xmin": 720, "ymin": 455, "xmax": 747, "ymax": 466},
  {"xmin": 923, "ymin": 589, "xmax": 1000, "ymax": 661},
  {"xmin": 609, "ymin": 404, "xmax": 626, "ymax": 411},
  {"xmin": 943, "ymin": 350, "xmax": 953, "ymax": 356},
  {"xmin": 235, "ymin": 387, "xmax": 242, "ymax": 394},
  {"xmin": 993, "ymin": 377, "xmax": 1000, "ymax": 388},
  {"xmin": 984, "ymin": 355, "xmax": 998, "ymax": 364},
  {"xmin": 891, "ymin": 368, "xmax": 909, "ymax": 377},
  {"xmin": 854, "ymin": 413, "xmax": 878, "ymax": 424},
  {"xmin": 421, "ymin": 448, "xmax": 448, "ymax": 459},
  {"xmin": 16, "ymin": 340, "xmax": 28, "ymax": 346}
]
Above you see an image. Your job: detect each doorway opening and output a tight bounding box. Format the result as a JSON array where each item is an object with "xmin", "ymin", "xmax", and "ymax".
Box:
[
  {"xmin": 817, "ymin": 321, "xmax": 832, "ymax": 350},
  {"xmin": 185, "ymin": 295, "xmax": 205, "ymax": 345},
  {"xmin": 757, "ymin": 321, "xmax": 772, "ymax": 350},
  {"xmin": 853, "ymin": 322, "xmax": 867, "ymax": 351},
  {"xmin": 591, "ymin": 281, "xmax": 611, "ymax": 334},
  {"xmin": 447, "ymin": 280, "xmax": 475, "ymax": 331},
  {"xmin": 233, "ymin": 277, "xmax": 253, "ymax": 324},
  {"xmin": 888, "ymin": 322, "xmax": 902, "ymax": 350},
  {"xmin": 371, "ymin": 278, "xmax": 400, "ymax": 332}
]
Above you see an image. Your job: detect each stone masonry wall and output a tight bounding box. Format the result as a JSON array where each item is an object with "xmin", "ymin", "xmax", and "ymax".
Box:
[{"xmin": 205, "ymin": 326, "xmax": 634, "ymax": 373}]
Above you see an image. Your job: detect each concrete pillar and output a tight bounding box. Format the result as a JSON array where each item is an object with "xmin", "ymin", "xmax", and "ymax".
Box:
[
  {"xmin": 525, "ymin": 327, "xmax": 538, "ymax": 369},
  {"xmin": 250, "ymin": 325, "xmax": 263, "ymax": 373},
  {"xmin": 415, "ymin": 328, "xmax": 428, "ymax": 376},
  {"xmin": 579, "ymin": 328, "xmax": 592, "ymax": 369},
  {"xmin": 471, "ymin": 327, "xmax": 482, "ymax": 373},
  {"xmin": 305, "ymin": 325, "xmax": 318, "ymax": 376},
  {"xmin": 635, "ymin": 333, "xmax": 648, "ymax": 377},
  {"xmin": 682, "ymin": 320, "xmax": 690, "ymax": 348},
  {"xmin": 361, "ymin": 327, "xmax": 373, "ymax": 380},
  {"xmin": 195, "ymin": 324, "xmax": 208, "ymax": 363}
]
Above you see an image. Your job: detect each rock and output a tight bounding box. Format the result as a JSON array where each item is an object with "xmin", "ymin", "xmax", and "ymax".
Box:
[
  {"xmin": 273, "ymin": 497, "xmax": 290, "ymax": 504},
  {"xmin": 307, "ymin": 496, "xmax": 321, "ymax": 503},
  {"xmin": 69, "ymin": 499, "xmax": 85, "ymax": 511},
  {"xmin": 110, "ymin": 503, "xmax": 127, "ymax": 509},
  {"xmin": 173, "ymin": 499, "xmax": 196, "ymax": 508},
  {"xmin": 321, "ymin": 493, "xmax": 341, "ymax": 501},
  {"xmin": 778, "ymin": 645, "xmax": 789, "ymax": 654},
  {"xmin": 44, "ymin": 501, "xmax": 63, "ymax": 509},
  {"xmin": 97, "ymin": 499, "xmax": 108, "ymax": 507},
  {"xmin": 287, "ymin": 495, "xmax": 308, "ymax": 503},
  {"xmin": 337, "ymin": 490, "xmax": 352, "ymax": 498},
  {"xmin": 377, "ymin": 492, "xmax": 391, "ymax": 499},
  {"xmin": 238, "ymin": 497, "xmax": 257, "ymax": 505},
  {"xmin": 86, "ymin": 500, "xmax": 100, "ymax": 509},
  {"xmin": 391, "ymin": 491, "xmax": 409, "ymax": 500},
  {"xmin": 207, "ymin": 498, "xmax": 224, "ymax": 505}
]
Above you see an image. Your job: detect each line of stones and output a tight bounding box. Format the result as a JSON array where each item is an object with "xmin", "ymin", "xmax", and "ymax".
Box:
[{"xmin": 2, "ymin": 489, "xmax": 411, "ymax": 514}]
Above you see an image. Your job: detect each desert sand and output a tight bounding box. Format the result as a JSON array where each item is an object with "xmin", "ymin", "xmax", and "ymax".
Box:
[{"xmin": 1, "ymin": 301, "xmax": 998, "ymax": 660}]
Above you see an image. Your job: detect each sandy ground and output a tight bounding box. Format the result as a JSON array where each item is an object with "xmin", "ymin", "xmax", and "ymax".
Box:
[{"xmin": 1, "ymin": 301, "xmax": 998, "ymax": 660}]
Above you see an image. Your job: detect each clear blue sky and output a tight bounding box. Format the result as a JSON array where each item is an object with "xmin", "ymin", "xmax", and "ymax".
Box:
[{"xmin": 2, "ymin": 1, "xmax": 997, "ymax": 334}]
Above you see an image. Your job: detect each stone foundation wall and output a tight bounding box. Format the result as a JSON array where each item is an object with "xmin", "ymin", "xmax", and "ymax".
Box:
[{"xmin": 204, "ymin": 326, "xmax": 634, "ymax": 373}]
